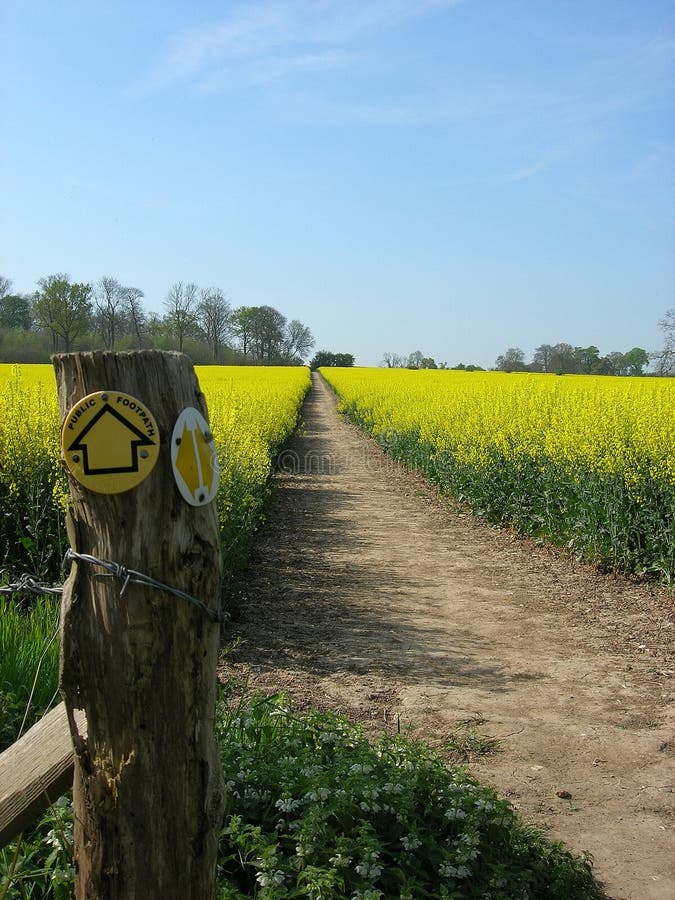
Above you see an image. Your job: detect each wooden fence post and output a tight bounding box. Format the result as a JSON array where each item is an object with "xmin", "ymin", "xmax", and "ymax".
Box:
[{"xmin": 52, "ymin": 351, "xmax": 224, "ymax": 899}]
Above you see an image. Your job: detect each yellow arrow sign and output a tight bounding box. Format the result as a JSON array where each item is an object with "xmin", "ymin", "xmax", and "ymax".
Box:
[
  {"xmin": 62, "ymin": 391, "xmax": 159, "ymax": 493},
  {"xmin": 171, "ymin": 407, "xmax": 219, "ymax": 506}
]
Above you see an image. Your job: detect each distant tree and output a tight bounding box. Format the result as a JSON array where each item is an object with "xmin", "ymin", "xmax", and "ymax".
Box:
[
  {"xmin": 652, "ymin": 308, "xmax": 675, "ymax": 376},
  {"xmin": 231, "ymin": 306, "xmax": 257, "ymax": 358},
  {"xmin": 282, "ymin": 319, "xmax": 315, "ymax": 363},
  {"xmin": 164, "ymin": 281, "xmax": 199, "ymax": 351},
  {"xmin": 94, "ymin": 276, "xmax": 130, "ymax": 350},
  {"xmin": 0, "ymin": 276, "xmax": 12, "ymax": 299},
  {"xmin": 495, "ymin": 347, "xmax": 527, "ymax": 372},
  {"xmin": 123, "ymin": 287, "xmax": 146, "ymax": 349},
  {"xmin": 594, "ymin": 351, "xmax": 626, "ymax": 376},
  {"xmin": 548, "ymin": 342, "xmax": 576, "ymax": 374},
  {"xmin": 146, "ymin": 312, "xmax": 167, "ymax": 341},
  {"xmin": 310, "ymin": 350, "xmax": 354, "ymax": 369},
  {"xmin": 198, "ymin": 288, "xmax": 231, "ymax": 362},
  {"xmin": 252, "ymin": 305, "xmax": 286, "ymax": 361},
  {"xmin": 0, "ymin": 294, "xmax": 32, "ymax": 330},
  {"xmin": 32, "ymin": 274, "xmax": 93, "ymax": 352},
  {"xmin": 622, "ymin": 347, "xmax": 649, "ymax": 377},
  {"xmin": 531, "ymin": 344, "xmax": 554, "ymax": 373},
  {"xmin": 572, "ymin": 345, "xmax": 600, "ymax": 375},
  {"xmin": 333, "ymin": 353, "xmax": 355, "ymax": 367},
  {"xmin": 310, "ymin": 350, "xmax": 332, "ymax": 369},
  {"xmin": 406, "ymin": 351, "xmax": 438, "ymax": 369},
  {"xmin": 381, "ymin": 352, "xmax": 406, "ymax": 368}
]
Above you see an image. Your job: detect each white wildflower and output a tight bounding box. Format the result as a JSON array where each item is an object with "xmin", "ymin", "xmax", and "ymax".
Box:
[{"xmin": 401, "ymin": 835, "xmax": 421, "ymax": 851}]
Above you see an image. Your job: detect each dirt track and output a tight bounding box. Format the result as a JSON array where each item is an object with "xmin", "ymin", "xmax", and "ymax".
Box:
[{"xmin": 219, "ymin": 372, "xmax": 674, "ymax": 900}]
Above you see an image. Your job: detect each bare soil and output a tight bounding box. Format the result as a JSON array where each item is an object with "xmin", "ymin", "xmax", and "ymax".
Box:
[{"xmin": 218, "ymin": 372, "xmax": 674, "ymax": 900}]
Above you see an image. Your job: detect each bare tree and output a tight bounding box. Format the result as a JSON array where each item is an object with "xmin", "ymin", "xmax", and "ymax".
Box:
[
  {"xmin": 282, "ymin": 319, "xmax": 315, "ymax": 362},
  {"xmin": 198, "ymin": 288, "xmax": 231, "ymax": 361},
  {"xmin": 495, "ymin": 348, "xmax": 527, "ymax": 372},
  {"xmin": 381, "ymin": 352, "xmax": 406, "ymax": 368},
  {"xmin": 652, "ymin": 308, "xmax": 675, "ymax": 375},
  {"xmin": 164, "ymin": 281, "xmax": 199, "ymax": 351},
  {"xmin": 0, "ymin": 276, "xmax": 12, "ymax": 299},
  {"xmin": 532, "ymin": 344, "xmax": 553, "ymax": 373},
  {"xmin": 123, "ymin": 287, "xmax": 146, "ymax": 349},
  {"xmin": 94, "ymin": 277, "xmax": 128, "ymax": 350}
]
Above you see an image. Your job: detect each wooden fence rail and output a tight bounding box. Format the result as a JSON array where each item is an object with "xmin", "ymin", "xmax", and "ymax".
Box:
[{"xmin": 0, "ymin": 702, "xmax": 85, "ymax": 847}]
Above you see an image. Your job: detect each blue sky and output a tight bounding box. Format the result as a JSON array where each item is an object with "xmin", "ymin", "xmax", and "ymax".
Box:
[{"xmin": 2, "ymin": 1, "xmax": 673, "ymax": 367}]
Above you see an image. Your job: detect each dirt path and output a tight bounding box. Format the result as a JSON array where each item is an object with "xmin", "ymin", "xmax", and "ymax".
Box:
[{"xmin": 218, "ymin": 372, "xmax": 674, "ymax": 900}]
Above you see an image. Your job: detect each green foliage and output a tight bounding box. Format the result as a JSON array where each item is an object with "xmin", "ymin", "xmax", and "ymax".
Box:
[
  {"xmin": 0, "ymin": 797, "xmax": 74, "ymax": 898},
  {"xmin": 310, "ymin": 351, "xmax": 355, "ymax": 369},
  {"xmin": 0, "ymin": 295, "xmax": 32, "ymax": 331},
  {"xmin": 216, "ymin": 694, "xmax": 602, "ymax": 898},
  {"xmin": 32, "ymin": 275, "xmax": 93, "ymax": 354},
  {"xmin": 1, "ymin": 694, "xmax": 603, "ymax": 899}
]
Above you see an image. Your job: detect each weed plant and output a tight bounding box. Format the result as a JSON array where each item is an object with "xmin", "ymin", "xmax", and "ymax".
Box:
[{"xmin": 1, "ymin": 692, "xmax": 603, "ymax": 899}]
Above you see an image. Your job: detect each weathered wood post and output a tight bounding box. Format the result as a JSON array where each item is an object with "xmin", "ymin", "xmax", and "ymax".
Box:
[{"xmin": 52, "ymin": 351, "xmax": 224, "ymax": 899}]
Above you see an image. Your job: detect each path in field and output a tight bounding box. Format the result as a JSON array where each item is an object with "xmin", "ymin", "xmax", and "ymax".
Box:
[{"xmin": 219, "ymin": 373, "xmax": 674, "ymax": 900}]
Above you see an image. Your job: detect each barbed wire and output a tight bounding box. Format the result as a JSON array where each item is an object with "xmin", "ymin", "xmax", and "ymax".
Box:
[
  {"xmin": 64, "ymin": 549, "xmax": 225, "ymax": 624},
  {"xmin": 0, "ymin": 573, "xmax": 63, "ymax": 596},
  {"xmin": 0, "ymin": 550, "xmax": 225, "ymax": 625}
]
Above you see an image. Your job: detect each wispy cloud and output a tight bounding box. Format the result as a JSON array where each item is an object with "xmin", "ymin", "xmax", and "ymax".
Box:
[
  {"xmin": 144, "ymin": 0, "xmax": 464, "ymax": 93},
  {"xmin": 501, "ymin": 146, "xmax": 574, "ymax": 184}
]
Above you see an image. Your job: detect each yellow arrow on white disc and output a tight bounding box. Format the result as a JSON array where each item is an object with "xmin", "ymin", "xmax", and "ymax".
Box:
[{"xmin": 171, "ymin": 407, "xmax": 219, "ymax": 506}]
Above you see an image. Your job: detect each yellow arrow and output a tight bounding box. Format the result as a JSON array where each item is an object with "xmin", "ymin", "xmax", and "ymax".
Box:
[{"xmin": 175, "ymin": 422, "xmax": 216, "ymax": 496}]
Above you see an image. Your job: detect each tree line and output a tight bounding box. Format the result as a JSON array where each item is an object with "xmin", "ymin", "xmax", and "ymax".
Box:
[
  {"xmin": 494, "ymin": 343, "xmax": 650, "ymax": 376},
  {"xmin": 0, "ymin": 274, "xmax": 315, "ymax": 365},
  {"xmin": 309, "ymin": 350, "xmax": 355, "ymax": 369},
  {"xmin": 494, "ymin": 340, "xmax": 662, "ymax": 376},
  {"xmin": 381, "ymin": 312, "xmax": 675, "ymax": 376}
]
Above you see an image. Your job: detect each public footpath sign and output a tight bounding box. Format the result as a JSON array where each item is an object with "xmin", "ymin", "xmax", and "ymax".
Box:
[
  {"xmin": 171, "ymin": 407, "xmax": 220, "ymax": 507},
  {"xmin": 62, "ymin": 390, "xmax": 160, "ymax": 493}
]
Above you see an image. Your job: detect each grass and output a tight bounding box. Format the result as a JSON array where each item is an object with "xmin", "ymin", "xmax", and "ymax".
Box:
[{"xmin": 0, "ymin": 596, "xmax": 60, "ymax": 752}]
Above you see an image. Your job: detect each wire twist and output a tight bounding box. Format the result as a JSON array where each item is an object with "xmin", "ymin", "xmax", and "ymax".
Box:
[{"xmin": 64, "ymin": 549, "xmax": 225, "ymax": 624}]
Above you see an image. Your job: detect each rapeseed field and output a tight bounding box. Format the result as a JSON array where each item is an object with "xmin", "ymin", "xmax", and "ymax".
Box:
[
  {"xmin": 321, "ymin": 367, "xmax": 674, "ymax": 581},
  {"xmin": 0, "ymin": 363, "xmax": 310, "ymax": 588}
]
